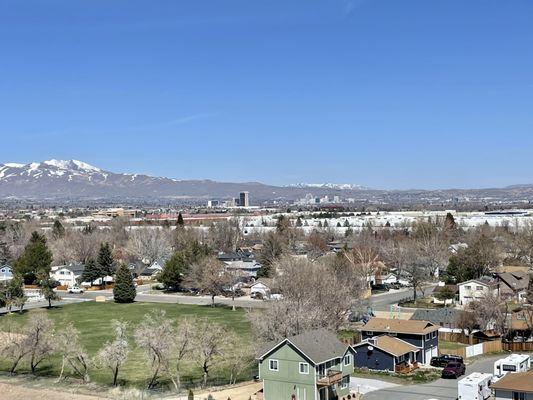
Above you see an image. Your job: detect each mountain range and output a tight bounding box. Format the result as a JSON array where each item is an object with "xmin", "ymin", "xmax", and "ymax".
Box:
[{"xmin": 1, "ymin": 159, "xmax": 533, "ymax": 206}]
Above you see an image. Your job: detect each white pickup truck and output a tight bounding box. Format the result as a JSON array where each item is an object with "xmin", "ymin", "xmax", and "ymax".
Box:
[{"xmin": 67, "ymin": 285, "xmax": 84, "ymax": 294}]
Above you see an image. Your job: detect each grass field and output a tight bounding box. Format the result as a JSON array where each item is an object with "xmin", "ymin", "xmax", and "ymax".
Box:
[
  {"xmin": 0, "ymin": 302, "xmax": 253, "ymax": 390},
  {"xmin": 439, "ymin": 340, "xmax": 467, "ymax": 350}
]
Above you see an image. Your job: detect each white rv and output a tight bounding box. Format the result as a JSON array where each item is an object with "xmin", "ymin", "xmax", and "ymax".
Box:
[
  {"xmin": 457, "ymin": 372, "xmax": 493, "ymax": 400},
  {"xmin": 493, "ymin": 354, "xmax": 530, "ymax": 380}
]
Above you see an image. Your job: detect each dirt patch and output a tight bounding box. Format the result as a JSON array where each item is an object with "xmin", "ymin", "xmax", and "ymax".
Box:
[
  {"xmin": 187, "ymin": 381, "xmax": 262, "ymax": 400},
  {"xmin": 0, "ymin": 380, "xmax": 106, "ymax": 400}
]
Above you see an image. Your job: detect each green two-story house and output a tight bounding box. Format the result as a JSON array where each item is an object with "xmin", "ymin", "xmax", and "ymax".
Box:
[{"xmin": 256, "ymin": 329, "xmax": 356, "ymax": 400}]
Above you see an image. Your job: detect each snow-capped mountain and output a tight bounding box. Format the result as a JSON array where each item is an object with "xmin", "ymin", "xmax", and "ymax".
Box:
[
  {"xmin": 287, "ymin": 183, "xmax": 369, "ymax": 190},
  {"xmin": 0, "ymin": 159, "xmax": 292, "ymax": 200}
]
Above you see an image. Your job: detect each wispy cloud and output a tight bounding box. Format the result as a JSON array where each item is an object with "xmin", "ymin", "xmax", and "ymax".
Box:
[
  {"xmin": 124, "ymin": 113, "xmax": 217, "ymax": 132},
  {"xmin": 342, "ymin": 0, "xmax": 368, "ymax": 17}
]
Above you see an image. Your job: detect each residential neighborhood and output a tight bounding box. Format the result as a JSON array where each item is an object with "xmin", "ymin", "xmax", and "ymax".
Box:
[{"xmin": 2, "ymin": 0, "xmax": 533, "ymax": 399}]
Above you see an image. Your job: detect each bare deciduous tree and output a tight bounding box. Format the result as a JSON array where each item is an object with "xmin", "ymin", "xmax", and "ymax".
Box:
[
  {"xmin": 126, "ymin": 228, "xmax": 172, "ymax": 270},
  {"xmin": 224, "ymin": 332, "xmax": 254, "ymax": 385},
  {"xmin": 96, "ymin": 320, "xmax": 129, "ymax": 386},
  {"xmin": 0, "ymin": 323, "xmax": 30, "ymax": 374},
  {"xmin": 192, "ymin": 319, "xmax": 229, "ymax": 388},
  {"xmin": 168, "ymin": 318, "xmax": 195, "ymax": 392},
  {"xmin": 183, "ymin": 256, "xmax": 231, "ymax": 306},
  {"xmin": 26, "ymin": 312, "xmax": 55, "ymax": 373},
  {"xmin": 134, "ymin": 310, "xmax": 175, "ymax": 389},
  {"xmin": 55, "ymin": 323, "xmax": 91, "ymax": 383},
  {"xmin": 250, "ymin": 256, "xmax": 359, "ymax": 341}
]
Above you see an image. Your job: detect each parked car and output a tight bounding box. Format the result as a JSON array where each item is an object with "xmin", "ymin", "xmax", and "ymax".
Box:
[
  {"xmin": 441, "ymin": 361, "xmax": 466, "ymax": 378},
  {"xmin": 371, "ymin": 283, "xmax": 390, "ymax": 292},
  {"xmin": 431, "ymin": 354, "xmax": 464, "ymax": 368},
  {"xmin": 67, "ymin": 285, "xmax": 84, "ymax": 294}
]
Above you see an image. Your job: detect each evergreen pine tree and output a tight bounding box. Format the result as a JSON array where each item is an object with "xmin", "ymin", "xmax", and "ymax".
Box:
[
  {"xmin": 295, "ymin": 216, "xmax": 303, "ymax": 227},
  {"xmin": 97, "ymin": 243, "xmax": 116, "ymax": 289},
  {"xmin": 445, "ymin": 212, "xmax": 456, "ymax": 230},
  {"xmin": 177, "ymin": 212, "xmax": 185, "ymax": 226},
  {"xmin": 38, "ymin": 271, "xmax": 60, "ymax": 308},
  {"xmin": 113, "ymin": 264, "xmax": 136, "ymax": 303},
  {"xmin": 385, "ymin": 221, "xmax": 391, "ymax": 227},
  {"xmin": 13, "ymin": 231, "xmax": 53, "ymax": 284},
  {"xmin": 343, "ymin": 219, "xmax": 350, "ymax": 227},
  {"xmin": 188, "ymin": 390, "xmax": 194, "ymax": 400},
  {"xmin": 323, "ymin": 220, "xmax": 329, "ymax": 228},
  {"xmin": 336, "ymin": 222, "xmax": 341, "ymax": 227},
  {"xmin": 52, "ymin": 219, "xmax": 65, "ymax": 238},
  {"xmin": 81, "ymin": 258, "xmax": 100, "ymax": 286}
]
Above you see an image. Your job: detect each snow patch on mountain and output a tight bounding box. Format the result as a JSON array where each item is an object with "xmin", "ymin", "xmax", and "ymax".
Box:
[{"xmin": 287, "ymin": 183, "xmax": 369, "ymax": 190}]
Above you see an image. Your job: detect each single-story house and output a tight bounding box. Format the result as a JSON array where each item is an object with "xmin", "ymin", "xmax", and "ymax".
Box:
[
  {"xmin": 251, "ymin": 278, "xmax": 276, "ymax": 299},
  {"xmin": 491, "ymin": 370, "xmax": 533, "ymax": 400},
  {"xmin": 0, "ymin": 264, "xmax": 13, "ymax": 281},
  {"xmin": 361, "ymin": 318, "xmax": 439, "ymax": 365},
  {"xmin": 410, "ymin": 308, "xmax": 463, "ymax": 329},
  {"xmin": 224, "ymin": 260, "xmax": 261, "ymax": 278},
  {"xmin": 353, "ymin": 334, "xmax": 420, "ymax": 373}
]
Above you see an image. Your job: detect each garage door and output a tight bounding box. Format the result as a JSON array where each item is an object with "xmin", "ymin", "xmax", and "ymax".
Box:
[{"xmin": 425, "ymin": 349, "xmax": 432, "ymax": 364}]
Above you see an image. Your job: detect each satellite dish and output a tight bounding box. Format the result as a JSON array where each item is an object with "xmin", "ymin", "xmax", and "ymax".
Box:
[{"xmin": 368, "ymin": 346, "xmax": 374, "ymax": 351}]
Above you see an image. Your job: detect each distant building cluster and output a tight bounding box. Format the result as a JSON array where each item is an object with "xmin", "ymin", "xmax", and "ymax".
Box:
[
  {"xmin": 207, "ymin": 191, "xmax": 250, "ymax": 208},
  {"xmin": 294, "ymin": 193, "xmax": 354, "ymax": 205}
]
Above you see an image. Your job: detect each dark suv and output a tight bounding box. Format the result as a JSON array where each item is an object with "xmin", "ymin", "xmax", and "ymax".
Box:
[
  {"xmin": 430, "ymin": 354, "xmax": 464, "ymax": 368},
  {"xmin": 441, "ymin": 361, "xmax": 466, "ymax": 378}
]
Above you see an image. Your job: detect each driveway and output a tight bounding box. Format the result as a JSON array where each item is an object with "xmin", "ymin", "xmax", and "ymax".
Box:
[{"xmin": 363, "ymin": 355, "xmax": 501, "ymax": 400}]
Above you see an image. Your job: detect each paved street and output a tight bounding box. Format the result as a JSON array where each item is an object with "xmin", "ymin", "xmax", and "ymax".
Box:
[
  {"xmin": 363, "ymin": 355, "xmax": 502, "ymax": 400},
  {"xmin": 5, "ymin": 283, "xmax": 435, "ymax": 314},
  {"xmin": 369, "ymin": 285, "xmax": 437, "ymax": 312}
]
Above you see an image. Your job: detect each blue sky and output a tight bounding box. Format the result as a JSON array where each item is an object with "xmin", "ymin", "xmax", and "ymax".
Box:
[{"xmin": 1, "ymin": 0, "xmax": 532, "ymax": 189}]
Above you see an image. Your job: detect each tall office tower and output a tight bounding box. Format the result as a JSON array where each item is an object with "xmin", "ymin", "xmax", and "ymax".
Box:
[{"xmin": 239, "ymin": 191, "xmax": 250, "ymax": 207}]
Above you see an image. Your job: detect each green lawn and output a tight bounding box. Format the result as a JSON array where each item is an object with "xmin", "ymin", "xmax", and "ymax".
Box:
[
  {"xmin": 352, "ymin": 368, "xmax": 441, "ymax": 384},
  {"xmin": 439, "ymin": 340, "xmax": 467, "ymax": 350},
  {"xmin": 0, "ymin": 302, "xmax": 253, "ymax": 389}
]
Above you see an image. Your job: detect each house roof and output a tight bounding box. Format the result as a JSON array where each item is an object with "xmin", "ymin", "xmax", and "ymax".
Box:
[
  {"xmin": 363, "ymin": 318, "xmax": 440, "ymax": 335},
  {"xmin": 490, "ymin": 370, "xmax": 533, "ymax": 392},
  {"xmin": 373, "ymin": 335, "xmax": 419, "ymax": 357},
  {"xmin": 497, "ymin": 271, "xmax": 529, "ymax": 292},
  {"xmin": 458, "ymin": 276, "xmax": 499, "ymax": 288},
  {"xmin": 258, "ymin": 329, "xmax": 350, "ymax": 365},
  {"xmin": 432, "ymin": 285, "xmax": 459, "ymax": 294},
  {"xmin": 411, "ymin": 308, "xmax": 462, "ymax": 325}
]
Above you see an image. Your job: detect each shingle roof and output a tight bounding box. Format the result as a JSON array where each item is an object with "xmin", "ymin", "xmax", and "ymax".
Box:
[
  {"xmin": 258, "ymin": 329, "xmax": 350, "ymax": 365},
  {"xmin": 363, "ymin": 318, "xmax": 439, "ymax": 335},
  {"xmin": 497, "ymin": 271, "xmax": 529, "ymax": 292},
  {"xmin": 491, "ymin": 370, "xmax": 533, "ymax": 392},
  {"xmin": 374, "ymin": 335, "xmax": 419, "ymax": 356},
  {"xmin": 411, "ymin": 309, "xmax": 462, "ymax": 325}
]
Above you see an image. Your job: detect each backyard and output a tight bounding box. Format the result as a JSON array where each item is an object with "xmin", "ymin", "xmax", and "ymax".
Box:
[{"xmin": 0, "ymin": 302, "xmax": 254, "ymax": 390}]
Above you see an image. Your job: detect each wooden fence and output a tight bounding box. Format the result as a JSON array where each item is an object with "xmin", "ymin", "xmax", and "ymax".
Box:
[
  {"xmin": 439, "ymin": 340, "xmax": 502, "ymax": 358},
  {"xmin": 503, "ymin": 342, "xmax": 533, "ymax": 352}
]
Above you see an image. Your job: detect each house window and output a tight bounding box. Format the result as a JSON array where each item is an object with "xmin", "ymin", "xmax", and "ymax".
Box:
[
  {"xmin": 340, "ymin": 376, "xmax": 349, "ymax": 389},
  {"xmin": 431, "ymin": 331, "xmax": 437, "ymax": 339},
  {"xmin": 344, "ymin": 355, "xmax": 351, "ymax": 366},
  {"xmin": 269, "ymin": 359, "xmax": 279, "ymax": 371},
  {"xmin": 464, "ymin": 285, "xmax": 471, "ymax": 290},
  {"xmin": 425, "ymin": 334, "xmax": 429, "ymax": 341},
  {"xmin": 476, "ymin": 286, "xmax": 483, "ymax": 291},
  {"xmin": 512, "ymin": 392, "xmax": 525, "ymax": 400},
  {"xmin": 365, "ymin": 331, "xmax": 373, "ymax": 336},
  {"xmin": 299, "ymin": 362, "xmax": 309, "ymax": 374}
]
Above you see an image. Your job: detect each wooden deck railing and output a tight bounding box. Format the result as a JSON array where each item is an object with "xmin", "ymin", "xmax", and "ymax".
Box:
[
  {"xmin": 395, "ymin": 362, "xmax": 419, "ymax": 374},
  {"xmin": 317, "ymin": 370, "xmax": 343, "ymax": 386}
]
